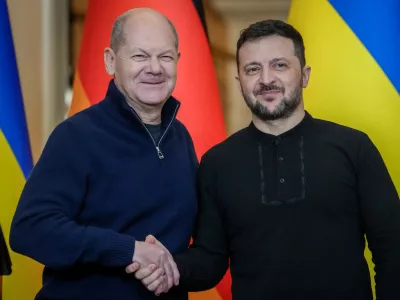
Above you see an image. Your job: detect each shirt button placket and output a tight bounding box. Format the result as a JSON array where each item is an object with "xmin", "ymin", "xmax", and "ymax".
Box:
[{"xmin": 275, "ymin": 138, "xmax": 286, "ymax": 200}]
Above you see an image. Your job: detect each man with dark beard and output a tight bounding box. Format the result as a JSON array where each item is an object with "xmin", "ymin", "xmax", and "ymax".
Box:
[{"xmin": 128, "ymin": 20, "xmax": 400, "ymax": 300}]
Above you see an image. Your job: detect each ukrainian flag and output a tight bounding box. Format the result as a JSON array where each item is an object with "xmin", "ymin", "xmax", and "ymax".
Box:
[
  {"xmin": 288, "ymin": 0, "xmax": 400, "ymax": 298},
  {"xmin": 0, "ymin": 0, "xmax": 42, "ymax": 298}
]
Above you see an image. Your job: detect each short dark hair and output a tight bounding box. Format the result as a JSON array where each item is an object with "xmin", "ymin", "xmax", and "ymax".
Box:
[{"xmin": 236, "ymin": 19, "xmax": 306, "ymax": 70}]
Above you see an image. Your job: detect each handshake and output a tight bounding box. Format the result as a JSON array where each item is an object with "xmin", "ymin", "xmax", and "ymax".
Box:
[{"xmin": 125, "ymin": 235, "xmax": 179, "ymax": 296}]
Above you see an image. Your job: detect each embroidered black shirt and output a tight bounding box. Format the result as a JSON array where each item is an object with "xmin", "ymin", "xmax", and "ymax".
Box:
[{"xmin": 175, "ymin": 112, "xmax": 400, "ymax": 300}]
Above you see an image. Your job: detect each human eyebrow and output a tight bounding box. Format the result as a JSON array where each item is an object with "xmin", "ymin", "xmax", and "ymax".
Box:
[
  {"xmin": 269, "ymin": 57, "xmax": 290, "ymax": 65},
  {"xmin": 130, "ymin": 47, "xmax": 150, "ymax": 56},
  {"xmin": 159, "ymin": 50, "xmax": 175, "ymax": 56},
  {"xmin": 243, "ymin": 61, "xmax": 262, "ymax": 70}
]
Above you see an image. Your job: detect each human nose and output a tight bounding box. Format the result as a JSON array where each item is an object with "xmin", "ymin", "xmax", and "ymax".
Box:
[
  {"xmin": 147, "ymin": 56, "xmax": 162, "ymax": 75},
  {"xmin": 260, "ymin": 68, "xmax": 276, "ymax": 85}
]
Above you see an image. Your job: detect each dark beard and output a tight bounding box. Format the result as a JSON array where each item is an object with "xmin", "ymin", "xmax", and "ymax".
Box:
[{"xmin": 243, "ymin": 83, "xmax": 303, "ymax": 121}]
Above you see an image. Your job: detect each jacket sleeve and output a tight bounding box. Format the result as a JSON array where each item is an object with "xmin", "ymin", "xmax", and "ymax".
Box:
[
  {"xmin": 357, "ymin": 134, "xmax": 400, "ymax": 299},
  {"xmin": 9, "ymin": 121, "xmax": 135, "ymax": 270},
  {"xmin": 174, "ymin": 151, "xmax": 229, "ymax": 291}
]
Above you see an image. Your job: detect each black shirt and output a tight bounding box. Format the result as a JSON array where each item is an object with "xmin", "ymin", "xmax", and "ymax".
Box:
[
  {"xmin": 145, "ymin": 123, "xmax": 163, "ymax": 145},
  {"xmin": 175, "ymin": 112, "xmax": 400, "ymax": 300}
]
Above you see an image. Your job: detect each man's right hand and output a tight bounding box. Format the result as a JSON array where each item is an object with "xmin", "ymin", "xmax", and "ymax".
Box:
[{"xmin": 131, "ymin": 239, "xmax": 179, "ymax": 291}]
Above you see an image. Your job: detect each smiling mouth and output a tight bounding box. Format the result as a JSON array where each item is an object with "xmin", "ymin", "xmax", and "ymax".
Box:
[
  {"xmin": 141, "ymin": 82, "xmax": 164, "ymax": 85},
  {"xmin": 257, "ymin": 90, "xmax": 282, "ymax": 95}
]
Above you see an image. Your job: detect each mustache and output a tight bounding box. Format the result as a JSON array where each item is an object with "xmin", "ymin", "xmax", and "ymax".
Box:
[{"xmin": 254, "ymin": 84, "xmax": 284, "ymax": 95}]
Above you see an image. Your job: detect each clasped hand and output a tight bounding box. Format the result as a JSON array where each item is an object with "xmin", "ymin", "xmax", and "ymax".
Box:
[{"xmin": 126, "ymin": 235, "xmax": 179, "ymax": 296}]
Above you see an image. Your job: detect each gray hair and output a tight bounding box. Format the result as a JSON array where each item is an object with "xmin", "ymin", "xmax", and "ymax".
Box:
[{"xmin": 110, "ymin": 11, "xmax": 179, "ymax": 53}]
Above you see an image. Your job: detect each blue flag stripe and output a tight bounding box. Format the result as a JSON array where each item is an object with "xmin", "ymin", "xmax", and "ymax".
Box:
[
  {"xmin": 328, "ymin": 0, "xmax": 400, "ymax": 94},
  {"xmin": 0, "ymin": 0, "xmax": 33, "ymax": 178}
]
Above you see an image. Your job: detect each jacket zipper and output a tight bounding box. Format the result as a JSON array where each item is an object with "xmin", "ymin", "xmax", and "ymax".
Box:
[{"xmin": 129, "ymin": 105, "xmax": 180, "ymax": 159}]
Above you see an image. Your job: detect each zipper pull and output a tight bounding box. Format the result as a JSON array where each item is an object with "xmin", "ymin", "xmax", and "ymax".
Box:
[{"xmin": 156, "ymin": 147, "xmax": 164, "ymax": 159}]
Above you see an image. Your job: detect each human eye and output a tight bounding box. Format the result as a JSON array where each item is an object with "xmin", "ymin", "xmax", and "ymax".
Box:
[
  {"xmin": 245, "ymin": 66, "xmax": 260, "ymax": 75},
  {"xmin": 159, "ymin": 55, "xmax": 174, "ymax": 62},
  {"xmin": 274, "ymin": 62, "xmax": 288, "ymax": 70},
  {"xmin": 131, "ymin": 54, "xmax": 147, "ymax": 61}
]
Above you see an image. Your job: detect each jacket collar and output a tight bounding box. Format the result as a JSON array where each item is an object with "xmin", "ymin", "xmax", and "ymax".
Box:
[{"xmin": 99, "ymin": 79, "xmax": 180, "ymax": 128}]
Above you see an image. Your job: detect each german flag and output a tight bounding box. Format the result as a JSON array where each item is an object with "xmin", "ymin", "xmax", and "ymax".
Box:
[{"xmin": 70, "ymin": 1, "xmax": 230, "ymax": 299}]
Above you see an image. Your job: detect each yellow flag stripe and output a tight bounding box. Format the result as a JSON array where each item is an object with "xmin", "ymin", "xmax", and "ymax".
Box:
[{"xmin": 0, "ymin": 130, "xmax": 42, "ymax": 299}]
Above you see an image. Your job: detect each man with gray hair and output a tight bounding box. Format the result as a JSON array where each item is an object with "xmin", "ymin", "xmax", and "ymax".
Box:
[{"xmin": 9, "ymin": 8, "xmax": 197, "ymax": 300}]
